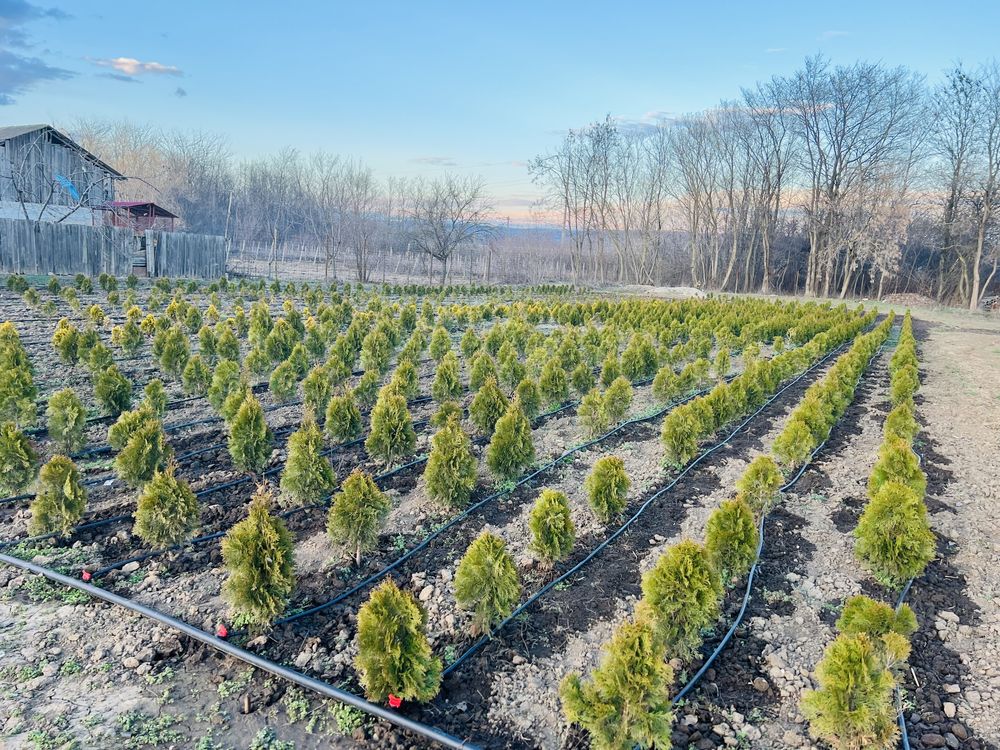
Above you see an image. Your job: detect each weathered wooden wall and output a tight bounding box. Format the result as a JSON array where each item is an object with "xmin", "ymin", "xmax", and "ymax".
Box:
[
  {"xmin": 0, "ymin": 218, "xmax": 226, "ymax": 279},
  {"xmin": 0, "ymin": 131, "xmax": 116, "ymax": 208},
  {"xmin": 0, "ymin": 218, "xmax": 132, "ymax": 276},
  {"xmin": 145, "ymin": 230, "xmax": 226, "ymax": 279}
]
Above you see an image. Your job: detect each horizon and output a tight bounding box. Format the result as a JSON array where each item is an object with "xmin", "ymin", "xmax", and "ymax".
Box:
[{"xmin": 3, "ymin": 0, "xmax": 1000, "ymax": 222}]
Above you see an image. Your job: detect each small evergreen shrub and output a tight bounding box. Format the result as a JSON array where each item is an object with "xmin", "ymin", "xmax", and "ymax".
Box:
[
  {"xmin": 327, "ymin": 469, "xmax": 391, "ymax": 565},
  {"xmin": 94, "ymin": 365, "xmax": 132, "ymax": 417},
  {"xmin": 603, "ymin": 376, "xmax": 633, "ymax": 424},
  {"xmin": 390, "ymin": 358, "xmax": 419, "ymax": 400},
  {"xmin": 228, "ymin": 393, "xmax": 273, "ymax": 474},
  {"xmin": 423, "ymin": 417, "xmax": 477, "ymax": 509},
  {"xmin": 599, "ymin": 354, "xmax": 621, "ymax": 388},
  {"xmin": 570, "ymin": 362, "xmax": 595, "ymax": 396},
  {"xmin": 854, "ymin": 481, "xmax": 935, "ymax": 588},
  {"xmin": 713, "ymin": 348, "xmax": 731, "ymax": 379},
  {"xmin": 584, "ymin": 455, "xmax": 630, "ymax": 523},
  {"xmin": 46, "ymin": 388, "xmax": 86, "ymax": 453},
  {"xmin": 0, "ymin": 421, "xmax": 37, "ymax": 496},
  {"xmin": 280, "ymin": 413, "xmax": 336, "ymax": 506},
  {"xmin": 220, "ymin": 381, "xmax": 250, "ymax": 424},
  {"xmin": 801, "ymin": 633, "xmax": 900, "ymax": 750},
  {"xmin": 355, "ymin": 579, "xmax": 442, "ymax": 703},
  {"xmin": 735, "ymin": 455, "xmax": 784, "ymax": 516},
  {"xmin": 454, "ymin": 531, "xmax": 521, "ymax": 634},
  {"xmin": 485, "ymin": 400, "xmax": 534, "ymax": 480},
  {"xmin": 182, "ymin": 354, "xmax": 212, "ymax": 395},
  {"xmin": 29, "ymin": 455, "xmax": 87, "ymax": 537},
  {"xmin": 208, "ymin": 360, "xmax": 241, "ymax": 411},
  {"xmin": 559, "ymin": 615, "xmax": 673, "ymax": 750},
  {"xmin": 772, "ymin": 416, "xmax": 813, "ymax": 470},
  {"xmin": 883, "ymin": 401, "xmax": 919, "ymax": 443},
  {"xmin": 352, "ymin": 370, "xmax": 381, "ymax": 410},
  {"xmin": 621, "ymin": 333, "xmax": 658, "ymax": 380},
  {"xmin": 867, "ymin": 436, "xmax": 926, "ymax": 500},
  {"xmin": 577, "ymin": 388, "xmax": 608, "ymax": 437},
  {"xmin": 269, "ymin": 360, "xmax": 299, "ymax": 402},
  {"xmin": 325, "ymin": 390, "xmax": 362, "ymax": 443},
  {"xmin": 429, "ymin": 325, "xmax": 451, "ymax": 361},
  {"xmin": 539, "ymin": 358, "xmax": 569, "ymax": 407},
  {"xmin": 705, "ymin": 497, "xmax": 758, "ymax": 585},
  {"xmin": 432, "ymin": 351, "xmax": 462, "ymax": 403},
  {"xmin": 652, "ymin": 366, "xmax": 679, "ymax": 403},
  {"xmin": 114, "ymin": 416, "xmax": 171, "ymax": 487},
  {"xmin": 302, "ymin": 364, "xmax": 332, "ymax": 417},
  {"xmin": 52, "ymin": 319, "xmax": 80, "ymax": 364},
  {"xmin": 639, "ymin": 539, "xmax": 722, "ymax": 659},
  {"xmin": 133, "ymin": 463, "xmax": 199, "ymax": 548},
  {"xmin": 143, "ymin": 378, "xmax": 168, "ymax": 417},
  {"xmin": 221, "ymin": 485, "xmax": 295, "ymax": 630},
  {"xmin": 515, "ymin": 377, "xmax": 541, "ymax": 420},
  {"xmin": 431, "ymin": 399, "xmax": 463, "ymax": 428},
  {"xmin": 469, "ymin": 351, "xmax": 497, "ymax": 391},
  {"xmin": 837, "ymin": 595, "xmax": 917, "ymax": 644},
  {"xmin": 469, "ymin": 377, "xmax": 508, "ymax": 435},
  {"xmin": 660, "ymin": 409, "xmax": 698, "ymax": 467},
  {"xmin": 529, "ymin": 489, "xmax": 575, "ymax": 565},
  {"xmin": 365, "ymin": 386, "xmax": 416, "ymax": 465},
  {"xmin": 157, "ymin": 325, "xmax": 190, "ymax": 378}
]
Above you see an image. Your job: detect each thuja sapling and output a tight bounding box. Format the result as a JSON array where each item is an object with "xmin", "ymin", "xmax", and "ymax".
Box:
[
  {"xmin": 365, "ymin": 385, "xmax": 416, "ymax": 466},
  {"xmin": 133, "ymin": 463, "xmax": 199, "ymax": 548},
  {"xmin": 735, "ymin": 455, "xmax": 784, "ymax": 517},
  {"xmin": 515, "ymin": 377, "xmax": 541, "ymax": 421},
  {"xmin": 0, "ymin": 421, "xmax": 37, "ymax": 496},
  {"xmin": 854, "ymin": 481, "xmax": 935, "ymax": 588},
  {"xmin": 469, "ymin": 377, "xmax": 508, "ymax": 436},
  {"xmin": 560, "ymin": 614, "xmax": 674, "ymax": 750},
  {"xmin": 469, "ymin": 350, "xmax": 498, "ymax": 391},
  {"xmin": 528, "ymin": 489, "xmax": 576, "ymax": 565},
  {"xmin": 327, "ymin": 468, "xmax": 391, "ymax": 566},
  {"xmin": 584, "ymin": 455, "xmax": 630, "ymax": 524},
  {"xmin": 221, "ymin": 485, "xmax": 295, "ymax": 631},
  {"xmin": 638, "ymin": 539, "xmax": 722, "ymax": 660},
  {"xmin": 538, "ymin": 358, "xmax": 569, "ymax": 408},
  {"xmin": 485, "ymin": 400, "xmax": 534, "ymax": 481},
  {"xmin": 280, "ymin": 412, "xmax": 336, "ymax": 506},
  {"xmin": 114, "ymin": 414, "xmax": 171, "ymax": 488},
  {"xmin": 602, "ymin": 376, "xmax": 633, "ymax": 424},
  {"xmin": 94, "ymin": 365, "xmax": 132, "ymax": 417},
  {"xmin": 431, "ymin": 351, "xmax": 462, "ymax": 403},
  {"xmin": 142, "ymin": 378, "xmax": 168, "ymax": 417},
  {"xmin": 423, "ymin": 416, "xmax": 477, "ymax": 509},
  {"xmin": 325, "ymin": 390, "xmax": 362, "ymax": 443},
  {"xmin": 45, "ymin": 388, "xmax": 86, "ymax": 453},
  {"xmin": 355, "ymin": 579, "xmax": 442, "ymax": 704},
  {"xmin": 454, "ymin": 531, "xmax": 521, "ymax": 634},
  {"xmin": 29, "ymin": 455, "xmax": 87, "ymax": 537},
  {"xmin": 207, "ymin": 359, "xmax": 241, "ymax": 411},
  {"xmin": 227, "ymin": 393, "xmax": 273, "ymax": 475},
  {"xmin": 705, "ymin": 497, "xmax": 758, "ymax": 586}
]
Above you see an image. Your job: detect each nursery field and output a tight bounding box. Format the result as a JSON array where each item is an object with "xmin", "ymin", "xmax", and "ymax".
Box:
[{"xmin": 0, "ymin": 274, "xmax": 997, "ymax": 750}]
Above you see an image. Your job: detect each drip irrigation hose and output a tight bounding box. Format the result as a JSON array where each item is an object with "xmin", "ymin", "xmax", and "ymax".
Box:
[
  {"xmin": 443, "ymin": 332, "xmax": 870, "ymax": 679},
  {"xmin": 0, "ymin": 552, "xmax": 480, "ymax": 750}
]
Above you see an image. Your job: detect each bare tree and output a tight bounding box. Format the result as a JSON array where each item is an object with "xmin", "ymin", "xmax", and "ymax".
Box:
[{"xmin": 409, "ymin": 174, "xmax": 495, "ymax": 284}]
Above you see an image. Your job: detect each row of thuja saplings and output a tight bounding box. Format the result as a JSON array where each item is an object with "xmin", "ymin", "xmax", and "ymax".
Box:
[
  {"xmin": 803, "ymin": 310, "xmax": 934, "ymax": 750},
  {"xmin": 553, "ymin": 312, "xmax": 895, "ymax": 749},
  {"xmin": 0, "ymin": 292, "xmax": 787, "ymax": 548}
]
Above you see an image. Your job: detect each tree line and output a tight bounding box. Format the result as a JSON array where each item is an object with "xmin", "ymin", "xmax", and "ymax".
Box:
[{"xmin": 72, "ymin": 54, "xmax": 999, "ymax": 307}]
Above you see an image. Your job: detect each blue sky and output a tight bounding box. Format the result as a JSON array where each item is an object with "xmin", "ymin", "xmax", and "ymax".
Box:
[{"xmin": 3, "ymin": 0, "xmax": 999, "ymax": 218}]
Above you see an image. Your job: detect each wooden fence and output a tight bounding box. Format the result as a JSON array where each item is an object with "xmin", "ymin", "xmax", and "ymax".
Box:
[
  {"xmin": 0, "ymin": 218, "xmax": 132, "ymax": 276},
  {"xmin": 144, "ymin": 230, "xmax": 226, "ymax": 279},
  {"xmin": 0, "ymin": 217, "xmax": 226, "ymax": 279}
]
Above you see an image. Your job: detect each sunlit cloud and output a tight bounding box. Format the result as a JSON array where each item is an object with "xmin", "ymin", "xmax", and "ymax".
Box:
[{"xmin": 90, "ymin": 56, "xmax": 183, "ymax": 77}]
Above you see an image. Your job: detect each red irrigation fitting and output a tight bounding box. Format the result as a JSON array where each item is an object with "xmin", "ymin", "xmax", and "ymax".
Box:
[
  {"xmin": 81, "ymin": 569, "xmax": 92, "ymax": 582},
  {"xmin": 216, "ymin": 624, "xmax": 229, "ymax": 638},
  {"xmin": 388, "ymin": 694, "xmax": 403, "ymax": 709}
]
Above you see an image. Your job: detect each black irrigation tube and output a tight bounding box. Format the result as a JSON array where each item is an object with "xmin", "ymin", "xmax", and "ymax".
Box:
[
  {"xmin": 0, "ymin": 553, "xmax": 480, "ymax": 750},
  {"xmin": 442, "ymin": 335, "xmax": 861, "ymax": 678},
  {"xmin": 667, "ymin": 334, "xmax": 889, "ymax": 707}
]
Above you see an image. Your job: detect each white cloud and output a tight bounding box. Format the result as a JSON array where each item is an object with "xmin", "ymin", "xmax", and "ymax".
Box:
[{"xmin": 90, "ymin": 56, "xmax": 182, "ymax": 77}]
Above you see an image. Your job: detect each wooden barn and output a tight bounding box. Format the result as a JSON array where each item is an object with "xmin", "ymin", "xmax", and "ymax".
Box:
[{"xmin": 0, "ymin": 124, "xmax": 123, "ymax": 225}]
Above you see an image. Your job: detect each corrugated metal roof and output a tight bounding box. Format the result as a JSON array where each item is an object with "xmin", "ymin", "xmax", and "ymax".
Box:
[{"xmin": 0, "ymin": 123, "xmax": 124, "ymax": 178}]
